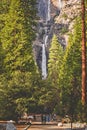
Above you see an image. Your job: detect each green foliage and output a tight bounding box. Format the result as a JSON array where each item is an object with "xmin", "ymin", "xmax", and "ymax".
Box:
[
  {"xmin": 58, "ymin": 17, "xmax": 82, "ymax": 119},
  {"xmin": 0, "ymin": 0, "xmax": 36, "ymax": 73},
  {"xmin": 48, "ymin": 34, "xmax": 64, "ymax": 84},
  {"xmin": 0, "ymin": 0, "xmax": 38, "ymax": 121},
  {"xmin": 61, "ymin": 26, "xmax": 69, "ymax": 34},
  {"xmin": 62, "ymin": 13, "xmax": 68, "ymax": 20},
  {"xmin": 47, "ymin": 34, "xmax": 64, "ymax": 114}
]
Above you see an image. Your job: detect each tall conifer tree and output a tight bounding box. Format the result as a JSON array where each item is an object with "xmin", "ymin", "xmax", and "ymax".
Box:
[
  {"xmin": 48, "ymin": 34, "xmax": 64, "ymax": 86},
  {"xmin": 0, "ymin": 0, "xmax": 38, "ymax": 120}
]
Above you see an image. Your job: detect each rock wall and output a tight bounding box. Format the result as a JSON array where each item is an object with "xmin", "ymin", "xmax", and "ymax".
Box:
[{"xmin": 54, "ymin": 0, "xmax": 81, "ymax": 45}]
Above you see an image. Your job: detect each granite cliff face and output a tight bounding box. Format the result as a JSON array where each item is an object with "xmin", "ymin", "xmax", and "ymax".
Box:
[
  {"xmin": 33, "ymin": 0, "xmax": 81, "ymax": 70},
  {"xmin": 54, "ymin": 0, "xmax": 81, "ymax": 45}
]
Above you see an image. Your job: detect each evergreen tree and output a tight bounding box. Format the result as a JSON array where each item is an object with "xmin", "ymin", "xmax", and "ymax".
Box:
[
  {"xmin": 0, "ymin": 0, "xmax": 38, "ymax": 120},
  {"xmin": 1, "ymin": 0, "xmax": 36, "ymax": 73},
  {"xmin": 0, "ymin": 0, "xmax": 11, "ymax": 74},
  {"xmin": 47, "ymin": 34, "xmax": 64, "ymax": 114},
  {"xmin": 59, "ymin": 18, "xmax": 82, "ymax": 120},
  {"xmin": 48, "ymin": 34, "xmax": 64, "ymax": 86}
]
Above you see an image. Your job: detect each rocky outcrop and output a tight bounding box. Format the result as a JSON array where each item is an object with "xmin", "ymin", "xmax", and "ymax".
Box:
[
  {"xmin": 6, "ymin": 122, "xmax": 16, "ymax": 130},
  {"xmin": 0, "ymin": 121, "xmax": 16, "ymax": 130},
  {"xmin": 54, "ymin": 0, "xmax": 81, "ymax": 45},
  {"xmin": 0, "ymin": 124, "xmax": 6, "ymax": 130}
]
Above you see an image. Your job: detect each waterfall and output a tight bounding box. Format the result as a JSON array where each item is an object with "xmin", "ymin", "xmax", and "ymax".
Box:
[
  {"xmin": 58, "ymin": 0, "xmax": 62, "ymax": 9},
  {"xmin": 45, "ymin": 35, "xmax": 48, "ymax": 46},
  {"xmin": 47, "ymin": 0, "xmax": 51, "ymax": 21},
  {"xmin": 41, "ymin": 0, "xmax": 51, "ymax": 79},
  {"xmin": 42, "ymin": 44, "xmax": 47, "ymax": 79}
]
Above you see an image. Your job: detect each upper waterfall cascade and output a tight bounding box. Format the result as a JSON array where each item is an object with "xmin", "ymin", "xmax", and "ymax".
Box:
[
  {"xmin": 47, "ymin": 0, "xmax": 51, "ymax": 22},
  {"xmin": 58, "ymin": 0, "xmax": 62, "ymax": 9}
]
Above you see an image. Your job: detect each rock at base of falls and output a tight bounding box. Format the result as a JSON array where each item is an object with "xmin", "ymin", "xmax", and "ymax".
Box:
[
  {"xmin": 6, "ymin": 122, "xmax": 17, "ymax": 130},
  {"xmin": 0, "ymin": 124, "xmax": 6, "ymax": 130}
]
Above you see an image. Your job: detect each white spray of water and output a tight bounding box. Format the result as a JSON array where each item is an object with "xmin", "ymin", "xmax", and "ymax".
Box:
[
  {"xmin": 41, "ymin": 0, "xmax": 51, "ymax": 79},
  {"xmin": 42, "ymin": 44, "xmax": 47, "ymax": 79},
  {"xmin": 47, "ymin": 0, "xmax": 51, "ymax": 21},
  {"xmin": 58, "ymin": 0, "xmax": 62, "ymax": 9},
  {"xmin": 59, "ymin": 0, "xmax": 62, "ymax": 9},
  {"xmin": 45, "ymin": 35, "xmax": 48, "ymax": 46}
]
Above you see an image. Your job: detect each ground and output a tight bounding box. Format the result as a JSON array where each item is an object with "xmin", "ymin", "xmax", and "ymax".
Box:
[
  {"xmin": 16, "ymin": 122, "xmax": 86, "ymax": 130},
  {"xmin": 17, "ymin": 124, "xmax": 64, "ymax": 130}
]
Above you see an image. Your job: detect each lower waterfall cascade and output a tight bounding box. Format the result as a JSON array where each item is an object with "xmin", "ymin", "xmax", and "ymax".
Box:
[{"xmin": 42, "ymin": 44, "xmax": 47, "ymax": 79}]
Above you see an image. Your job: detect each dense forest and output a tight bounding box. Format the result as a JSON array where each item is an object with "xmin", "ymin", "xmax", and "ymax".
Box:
[{"xmin": 0, "ymin": 0, "xmax": 87, "ymax": 122}]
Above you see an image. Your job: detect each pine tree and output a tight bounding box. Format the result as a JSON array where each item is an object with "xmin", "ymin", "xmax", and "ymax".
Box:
[
  {"xmin": 47, "ymin": 34, "xmax": 64, "ymax": 114},
  {"xmin": 48, "ymin": 34, "xmax": 64, "ymax": 86},
  {"xmin": 0, "ymin": 0, "xmax": 36, "ymax": 73},
  {"xmin": 0, "ymin": 0, "xmax": 38, "ymax": 120},
  {"xmin": 59, "ymin": 18, "xmax": 82, "ymax": 119},
  {"xmin": 0, "ymin": 0, "xmax": 11, "ymax": 74}
]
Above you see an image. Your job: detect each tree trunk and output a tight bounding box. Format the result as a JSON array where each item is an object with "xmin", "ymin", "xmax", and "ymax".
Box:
[{"xmin": 81, "ymin": 0, "xmax": 86, "ymax": 105}]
